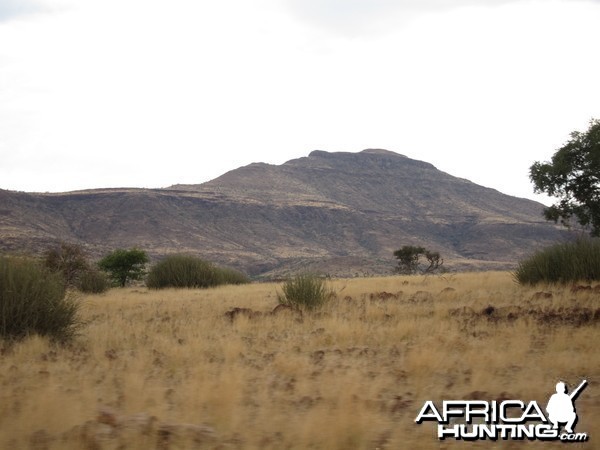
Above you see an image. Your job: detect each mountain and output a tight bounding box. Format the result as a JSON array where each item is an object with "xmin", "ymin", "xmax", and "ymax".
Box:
[{"xmin": 0, "ymin": 149, "xmax": 563, "ymax": 277}]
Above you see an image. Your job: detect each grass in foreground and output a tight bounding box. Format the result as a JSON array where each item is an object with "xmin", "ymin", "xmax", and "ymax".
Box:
[{"xmin": 0, "ymin": 272, "xmax": 598, "ymax": 449}]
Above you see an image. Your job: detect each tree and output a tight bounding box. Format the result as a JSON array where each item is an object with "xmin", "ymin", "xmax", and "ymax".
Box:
[
  {"xmin": 394, "ymin": 246, "xmax": 443, "ymax": 274},
  {"xmin": 393, "ymin": 245, "xmax": 425, "ymax": 274},
  {"xmin": 530, "ymin": 119, "xmax": 600, "ymax": 236},
  {"xmin": 423, "ymin": 250, "xmax": 443, "ymax": 274},
  {"xmin": 98, "ymin": 248, "xmax": 149, "ymax": 287},
  {"xmin": 44, "ymin": 242, "xmax": 90, "ymax": 287}
]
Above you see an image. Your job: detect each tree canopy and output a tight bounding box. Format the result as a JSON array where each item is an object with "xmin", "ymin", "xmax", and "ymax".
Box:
[
  {"xmin": 393, "ymin": 245, "xmax": 443, "ymax": 275},
  {"xmin": 98, "ymin": 248, "xmax": 148, "ymax": 287},
  {"xmin": 530, "ymin": 119, "xmax": 600, "ymax": 236}
]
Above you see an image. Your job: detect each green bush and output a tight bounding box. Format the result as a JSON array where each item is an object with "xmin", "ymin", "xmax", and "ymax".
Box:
[
  {"xmin": 277, "ymin": 273, "xmax": 333, "ymax": 311},
  {"xmin": 514, "ymin": 237, "xmax": 600, "ymax": 285},
  {"xmin": 215, "ymin": 266, "xmax": 251, "ymax": 285},
  {"xmin": 146, "ymin": 254, "xmax": 250, "ymax": 289},
  {"xmin": 98, "ymin": 248, "xmax": 149, "ymax": 287},
  {"xmin": 77, "ymin": 270, "xmax": 110, "ymax": 294},
  {"xmin": 0, "ymin": 256, "xmax": 80, "ymax": 342}
]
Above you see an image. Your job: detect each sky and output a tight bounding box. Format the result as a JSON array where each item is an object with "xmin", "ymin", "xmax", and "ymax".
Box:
[{"xmin": 1, "ymin": 0, "xmax": 599, "ymax": 204}]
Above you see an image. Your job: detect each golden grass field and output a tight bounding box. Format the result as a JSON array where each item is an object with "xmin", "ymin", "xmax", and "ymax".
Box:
[{"xmin": 0, "ymin": 271, "xmax": 598, "ymax": 449}]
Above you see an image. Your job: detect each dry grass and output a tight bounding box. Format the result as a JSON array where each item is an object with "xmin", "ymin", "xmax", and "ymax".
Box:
[{"xmin": 1, "ymin": 272, "xmax": 598, "ymax": 449}]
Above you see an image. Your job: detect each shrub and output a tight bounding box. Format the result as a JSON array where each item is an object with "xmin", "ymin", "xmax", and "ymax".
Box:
[
  {"xmin": 0, "ymin": 256, "xmax": 80, "ymax": 342},
  {"xmin": 146, "ymin": 254, "xmax": 250, "ymax": 289},
  {"xmin": 215, "ymin": 266, "xmax": 251, "ymax": 285},
  {"xmin": 514, "ymin": 237, "xmax": 600, "ymax": 285},
  {"xmin": 77, "ymin": 270, "xmax": 110, "ymax": 294},
  {"xmin": 43, "ymin": 242, "xmax": 90, "ymax": 287},
  {"xmin": 147, "ymin": 255, "xmax": 217, "ymax": 289},
  {"xmin": 277, "ymin": 273, "xmax": 333, "ymax": 311},
  {"xmin": 43, "ymin": 242, "xmax": 109, "ymax": 293}
]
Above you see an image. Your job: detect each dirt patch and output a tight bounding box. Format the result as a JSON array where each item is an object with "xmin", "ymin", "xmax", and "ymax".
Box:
[
  {"xmin": 463, "ymin": 390, "xmax": 516, "ymax": 402},
  {"xmin": 225, "ymin": 305, "xmax": 303, "ymax": 322},
  {"xmin": 224, "ymin": 307, "xmax": 263, "ymax": 322},
  {"xmin": 449, "ymin": 305, "xmax": 600, "ymax": 326},
  {"xmin": 531, "ymin": 291, "xmax": 553, "ymax": 300},
  {"xmin": 369, "ymin": 291, "xmax": 400, "ymax": 301}
]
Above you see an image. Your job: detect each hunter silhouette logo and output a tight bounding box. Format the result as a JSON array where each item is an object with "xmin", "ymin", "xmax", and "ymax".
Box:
[
  {"xmin": 546, "ymin": 380, "xmax": 587, "ymax": 434},
  {"xmin": 415, "ymin": 379, "xmax": 589, "ymax": 442}
]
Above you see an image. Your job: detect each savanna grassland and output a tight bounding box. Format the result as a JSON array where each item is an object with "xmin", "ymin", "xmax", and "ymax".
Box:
[{"xmin": 1, "ymin": 272, "xmax": 598, "ymax": 449}]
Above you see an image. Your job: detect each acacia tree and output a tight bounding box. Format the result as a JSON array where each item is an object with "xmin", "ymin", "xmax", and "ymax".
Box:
[
  {"xmin": 393, "ymin": 246, "xmax": 424, "ymax": 274},
  {"xmin": 394, "ymin": 246, "xmax": 443, "ymax": 274},
  {"xmin": 98, "ymin": 248, "xmax": 149, "ymax": 287},
  {"xmin": 530, "ymin": 119, "xmax": 600, "ymax": 236}
]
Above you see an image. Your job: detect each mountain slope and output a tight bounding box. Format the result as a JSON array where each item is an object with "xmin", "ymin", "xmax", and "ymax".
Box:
[{"xmin": 0, "ymin": 149, "xmax": 562, "ymax": 276}]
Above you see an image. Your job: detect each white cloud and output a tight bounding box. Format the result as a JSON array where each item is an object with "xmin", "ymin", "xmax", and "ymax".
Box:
[
  {"xmin": 0, "ymin": 0, "xmax": 599, "ymax": 200},
  {"xmin": 0, "ymin": 0, "xmax": 41, "ymax": 22},
  {"xmin": 282, "ymin": 0, "xmax": 524, "ymax": 35},
  {"xmin": 0, "ymin": 0, "xmax": 73, "ymax": 22},
  {"xmin": 282, "ymin": 0, "xmax": 600, "ymax": 36}
]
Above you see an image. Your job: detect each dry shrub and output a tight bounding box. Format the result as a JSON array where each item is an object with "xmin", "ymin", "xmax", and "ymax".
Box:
[{"xmin": 0, "ymin": 256, "xmax": 80, "ymax": 342}]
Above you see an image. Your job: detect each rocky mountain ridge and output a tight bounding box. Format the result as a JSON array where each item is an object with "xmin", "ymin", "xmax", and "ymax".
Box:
[{"xmin": 0, "ymin": 149, "xmax": 562, "ymax": 277}]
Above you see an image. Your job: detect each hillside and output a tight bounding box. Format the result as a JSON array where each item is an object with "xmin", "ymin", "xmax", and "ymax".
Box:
[{"xmin": 0, "ymin": 149, "xmax": 563, "ymax": 277}]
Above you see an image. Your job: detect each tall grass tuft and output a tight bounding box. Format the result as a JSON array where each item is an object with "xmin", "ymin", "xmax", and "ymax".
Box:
[
  {"xmin": 0, "ymin": 256, "xmax": 80, "ymax": 342},
  {"xmin": 146, "ymin": 254, "xmax": 250, "ymax": 289},
  {"xmin": 277, "ymin": 273, "xmax": 333, "ymax": 311},
  {"xmin": 514, "ymin": 237, "xmax": 600, "ymax": 285}
]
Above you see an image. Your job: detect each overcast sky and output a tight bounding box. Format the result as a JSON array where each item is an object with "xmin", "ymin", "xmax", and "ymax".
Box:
[{"xmin": 1, "ymin": 0, "xmax": 599, "ymax": 203}]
